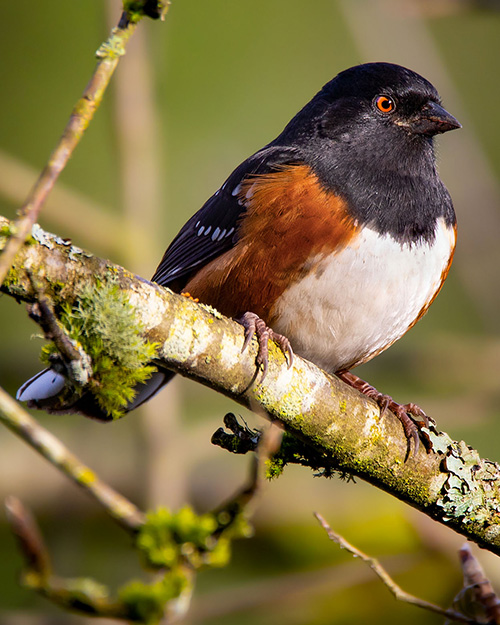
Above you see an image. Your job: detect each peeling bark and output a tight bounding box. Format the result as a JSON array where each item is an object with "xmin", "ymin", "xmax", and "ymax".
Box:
[{"xmin": 2, "ymin": 216, "xmax": 500, "ymax": 555}]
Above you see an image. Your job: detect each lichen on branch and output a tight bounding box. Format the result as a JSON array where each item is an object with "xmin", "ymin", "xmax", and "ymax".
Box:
[
  {"xmin": 3, "ymin": 216, "xmax": 500, "ymax": 556},
  {"xmin": 40, "ymin": 281, "xmax": 158, "ymax": 419}
]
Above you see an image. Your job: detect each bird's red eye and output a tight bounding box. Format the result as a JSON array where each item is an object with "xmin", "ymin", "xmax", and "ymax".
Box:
[{"xmin": 375, "ymin": 95, "xmax": 396, "ymax": 113}]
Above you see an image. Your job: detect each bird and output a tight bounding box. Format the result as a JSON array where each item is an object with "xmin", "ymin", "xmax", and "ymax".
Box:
[{"xmin": 17, "ymin": 62, "xmax": 460, "ymax": 450}]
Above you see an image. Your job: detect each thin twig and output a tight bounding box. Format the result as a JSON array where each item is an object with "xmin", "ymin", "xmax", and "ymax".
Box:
[
  {"xmin": 5, "ymin": 496, "xmax": 52, "ymax": 579},
  {"xmin": 2, "ymin": 414, "xmax": 267, "ymax": 623},
  {"xmin": 0, "ymin": 386, "xmax": 145, "ymax": 531},
  {"xmin": 0, "ymin": 148, "xmax": 135, "ymax": 256},
  {"xmin": 0, "ymin": 9, "xmax": 139, "ymax": 285},
  {"xmin": 4, "ymin": 496, "xmax": 132, "ymax": 620},
  {"xmin": 26, "ymin": 280, "xmax": 93, "ymax": 387},
  {"xmin": 314, "ymin": 512, "xmax": 482, "ymax": 625},
  {"xmin": 213, "ymin": 422, "xmax": 283, "ymax": 533}
]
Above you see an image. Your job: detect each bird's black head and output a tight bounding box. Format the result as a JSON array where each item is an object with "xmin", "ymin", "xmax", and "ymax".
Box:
[
  {"xmin": 318, "ymin": 62, "xmax": 460, "ymax": 139},
  {"xmin": 277, "ymin": 62, "xmax": 460, "ymax": 156},
  {"xmin": 275, "ymin": 63, "xmax": 460, "ymax": 242}
]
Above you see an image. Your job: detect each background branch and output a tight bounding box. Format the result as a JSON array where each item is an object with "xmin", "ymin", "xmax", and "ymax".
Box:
[
  {"xmin": 0, "ymin": 386, "xmax": 145, "ymax": 532},
  {"xmin": 314, "ymin": 512, "xmax": 480, "ymax": 625},
  {"xmin": 0, "ymin": 0, "xmax": 170, "ymax": 286},
  {"xmin": 1, "ymin": 394, "xmax": 272, "ymax": 623},
  {"xmin": 2, "ymin": 216, "xmax": 500, "ymax": 557}
]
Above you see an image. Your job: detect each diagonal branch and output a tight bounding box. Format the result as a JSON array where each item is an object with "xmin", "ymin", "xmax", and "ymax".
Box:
[
  {"xmin": 2, "ymin": 216, "xmax": 500, "ymax": 555},
  {"xmin": 0, "ymin": 386, "xmax": 145, "ymax": 531},
  {"xmin": 0, "ymin": 0, "xmax": 170, "ymax": 286},
  {"xmin": 314, "ymin": 512, "xmax": 481, "ymax": 625},
  {"xmin": 1, "ymin": 402, "xmax": 275, "ymax": 623}
]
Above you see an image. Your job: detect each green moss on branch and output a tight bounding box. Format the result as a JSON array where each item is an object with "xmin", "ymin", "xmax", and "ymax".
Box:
[
  {"xmin": 41, "ymin": 281, "xmax": 158, "ymax": 419},
  {"xmin": 4, "ymin": 216, "xmax": 500, "ymax": 556}
]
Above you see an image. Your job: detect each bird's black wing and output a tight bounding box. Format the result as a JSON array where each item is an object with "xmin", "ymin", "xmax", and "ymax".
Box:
[{"xmin": 151, "ymin": 146, "xmax": 300, "ymax": 289}]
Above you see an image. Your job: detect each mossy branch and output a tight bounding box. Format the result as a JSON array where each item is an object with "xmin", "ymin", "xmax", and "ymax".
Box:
[
  {"xmin": 1, "ymin": 359, "xmax": 264, "ymax": 623},
  {"xmin": 3, "ymin": 216, "xmax": 500, "ymax": 556},
  {"xmin": 3, "ymin": 467, "xmax": 254, "ymax": 624}
]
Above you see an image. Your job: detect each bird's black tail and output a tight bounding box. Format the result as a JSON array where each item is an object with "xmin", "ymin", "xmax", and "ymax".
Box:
[{"xmin": 16, "ymin": 368, "xmax": 174, "ymax": 420}]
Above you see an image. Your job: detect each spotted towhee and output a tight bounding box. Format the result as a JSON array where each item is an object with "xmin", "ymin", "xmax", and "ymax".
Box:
[{"xmin": 18, "ymin": 62, "xmax": 460, "ymax": 448}]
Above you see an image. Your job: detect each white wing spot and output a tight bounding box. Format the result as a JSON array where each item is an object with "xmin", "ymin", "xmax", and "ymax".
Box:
[
  {"xmin": 226, "ymin": 227, "xmax": 235, "ymax": 238},
  {"xmin": 195, "ymin": 221, "xmax": 200, "ymax": 228},
  {"xmin": 212, "ymin": 227, "xmax": 221, "ymax": 241},
  {"xmin": 197, "ymin": 226, "xmax": 205, "ymax": 236},
  {"xmin": 245, "ymin": 184, "xmax": 256, "ymax": 199},
  {"xmin": 218, "ymin": 229, "xmax": 227, "ymax": 241},
  {"xmin": 231, "ymin": 183, "xmax": 242, "ymax": 196},
  {"xmin": 204, "ymin": 226, "xmax": 211, "ymax": 236}
]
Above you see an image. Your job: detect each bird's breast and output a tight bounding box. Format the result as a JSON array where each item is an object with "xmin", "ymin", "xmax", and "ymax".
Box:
[
  {"xmin": 269, "ymin": 217, "xmax": 456, "ymax": 372},
  {"xmin": 184, "ymin": 164, "xmax": 360, "ymax": 319}
]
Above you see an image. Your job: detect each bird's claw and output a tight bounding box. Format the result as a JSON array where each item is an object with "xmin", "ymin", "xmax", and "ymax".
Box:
[
  {"xmin": 338, "ymin": 371, "xmax": 433, "ymax": 458},
  {"xmin": 239, "ymin": 311, "xmax": 293, "ymax": 381}
]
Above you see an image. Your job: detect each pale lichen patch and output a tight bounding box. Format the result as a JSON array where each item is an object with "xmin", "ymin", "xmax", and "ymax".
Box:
[
  {"xmin": 219, "ymin": 332, "xmax": 242, "ymax": 370},
  {"xmin": 191, "ymin": 316, "xmax": 219, "ymax": 359},
  {"xmin": 199, "ymin": 303, "xmax": 223, "ymax": 319},
  {"xmin": 128, "ymin": 287, "xmax": 169, "ymax": 329},
  {"xmin": 484, "ymin": 525, "xmax": 500, "ymax": 542},
  {"xmin": 164, "ymin": 315, "xmax": 197, "ymax": 363},
  {"xmin": 434, "ymin": 438, "xmax": 500, "ymax": 528},
  {"xmin": 31, "ymin": 224, "xmax": 68, "ymax": 249},
  {"xmin": 361, "ymin": 405, "xmax": 384, "ymax": 441},
  {"xmin": 324, "ymin": 420, "xmax": 341, "ymax": 437},
  {"xmin": 163, "ymin": 310, "xmax": 213, "ymax": 366},
  {"xmin": 68, "ymin": 245, "xmax": 92, "ymax": 261},
  {"xmin": 31, "ymin": 224, "xmax": 91, "ymax": 259}
]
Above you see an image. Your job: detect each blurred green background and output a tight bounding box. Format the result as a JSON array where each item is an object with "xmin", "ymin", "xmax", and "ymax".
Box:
[{"xmin": 1, "ymin": 1, "xmax": 499, "ymax": 623}]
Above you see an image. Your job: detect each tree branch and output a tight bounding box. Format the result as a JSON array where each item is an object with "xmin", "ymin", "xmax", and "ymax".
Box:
[
  {"xmin": 0, "ymin": 387, "xmax": 145, "ymax": 532},
  {"xmin": 314, "ymin": 512, "xmax": 481, "ymax": 625},
  {"xmin": 1, "ymin": 403, "xmax": 274, "ymax": 623},
  {"xmin": 2, "ymin": 216, "xmax": 500, "ymax": 555},
  {"xmin": 0, "ymin": 0, "xmax": 171, "ymax": 286}
]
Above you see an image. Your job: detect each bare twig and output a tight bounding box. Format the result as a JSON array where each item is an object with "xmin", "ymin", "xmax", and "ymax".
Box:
[
  {"xmin": 2, "ymin": 399, "xmax": 269, "ymax": 623},
  {"xmin": 4, "ymin": 496, "xmax": 131, "ymax": 619},
  {"xmin": 314, "ymin": 512, "xmax": 481, "ymax": 625},
  {"xmin": 0, "ymin": 8, "xmax": 141, "ymax": 285},
  {"xmin": 0, "ymin": 148, "xmax": 152, "ymax": 258},
  {"xmin": 156, "ymin": 423, "xmax": 281, "ymax": 621},
  {"xmin": 0, "ymin": 387, "xmax": 144, "ymax": 531},
  {"xmin": 5, "ymin": 496, "xmax": 52, "ymax": 579},
  {"xmin": 212, "ymin": 422, "xmax": 283, "ymax": 533},
  {"xmin": 26, "ymin": 281, "xmax": 93, "ymax": 387},
  {"xmin": 2, "ymin": 417, "xmax": 267, "ymax": 623}
]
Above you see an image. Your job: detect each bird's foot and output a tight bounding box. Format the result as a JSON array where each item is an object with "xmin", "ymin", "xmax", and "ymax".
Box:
[
  {"xmin": 337, "ymin": 371, "xmax": 434, "ymax": 457},
  {"xmin": 238, "ymin": 312, "xmax": 293, "ymax": 381}
]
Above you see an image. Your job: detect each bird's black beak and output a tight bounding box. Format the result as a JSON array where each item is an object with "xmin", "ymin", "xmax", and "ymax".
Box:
[{"xmin": 409, "ymin": 101, "xmax": 461, "ymax": 136}]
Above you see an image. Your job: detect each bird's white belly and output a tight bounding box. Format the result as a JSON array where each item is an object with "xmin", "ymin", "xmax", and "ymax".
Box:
[{"xmin": 270, "ymin": 218, "xmax": 455, "ymax": 372}]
